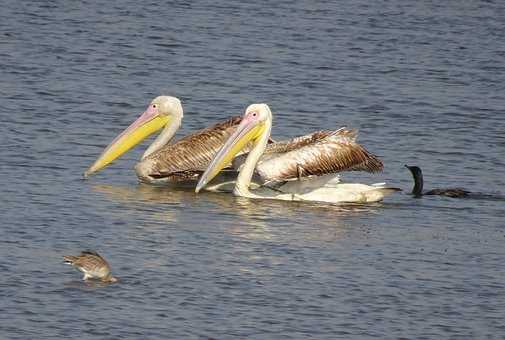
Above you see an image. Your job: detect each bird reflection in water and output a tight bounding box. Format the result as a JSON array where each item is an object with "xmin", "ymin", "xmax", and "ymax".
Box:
[
  {"xmin": 89, "ymin": 183, "xmax": 383, "ymax": 281},
  {"xmin": 64, "ymin": 279, "xmax": 116, "ymax": 290},
  {"xmin": 91, "ymin": 182, "xmax": 381, "ymax": 244}
]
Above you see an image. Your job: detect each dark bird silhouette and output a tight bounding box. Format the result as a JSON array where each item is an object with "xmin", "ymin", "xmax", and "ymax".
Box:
[{"xmin": 405, "ymin": 165, "xmax": 470, "ymax": 198}]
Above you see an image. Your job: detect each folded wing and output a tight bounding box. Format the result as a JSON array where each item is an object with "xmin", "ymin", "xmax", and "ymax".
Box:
[
  {"xmin": 254, "ymin": 128, "xmax": 383, "ymax": 182},
  {"xmin": 139, "ymin": 116, "xmax": 243, "ymax": 181}
]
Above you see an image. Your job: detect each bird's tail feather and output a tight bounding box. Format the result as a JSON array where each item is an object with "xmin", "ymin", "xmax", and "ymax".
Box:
[
  {"xmin": 363, "ymin": 187, "xmax": 401, "ymax": 202},
  {"xmin": 63, "ymin": 255, "xmax": 78, "ymax": 264},
  {"xmin": 370, "ymin": 187, "xmax": 401, "ymax": 196}
]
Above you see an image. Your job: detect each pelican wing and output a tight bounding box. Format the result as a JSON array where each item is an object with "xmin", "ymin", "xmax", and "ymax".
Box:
[
  {"xmin": 254, "ymin": 128, "xmax": 383, "ymax": 182},
  {"xmin": 143, "ymin": 116, "xmax": 242, "ymax": 180}
]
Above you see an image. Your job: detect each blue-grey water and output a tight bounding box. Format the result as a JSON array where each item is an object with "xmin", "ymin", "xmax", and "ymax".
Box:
[{"xmin": 2, "ymin": 1, "xmax": 505, "ymax": 339}]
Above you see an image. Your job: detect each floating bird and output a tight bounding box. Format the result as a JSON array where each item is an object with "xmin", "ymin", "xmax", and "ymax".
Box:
[
  {"xmin": 405, "ymin": 165, "xmax": 470, "ymax": 198},
  {"xmin": 84, "ymin": 96, "xmax": 245, "ymax": 185},
  {"xmin": 84, "ymin": 96, "xmax": 383, "ymax": 189},
  {"xmin": 232, "ymin": 127, "xmax": 383, "ymax": 182},
  {"xmin": 196, "ymin": 103, "xmax": 400, "ymax": 204},
  {"xmin": 63, "ymin": 251, "xmax": 117, "ymax": 283}
]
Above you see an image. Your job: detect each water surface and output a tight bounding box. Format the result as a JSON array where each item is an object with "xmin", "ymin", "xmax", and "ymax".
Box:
[{"xmin": 1, "ymin": 0, "xmax": 505, "ymax": 339}]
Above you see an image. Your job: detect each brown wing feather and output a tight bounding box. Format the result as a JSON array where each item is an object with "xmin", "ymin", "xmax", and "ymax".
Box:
[
  {"xmin": 145, "ymin": 116, "xmax": 242, "ymax": 179},
  {"xmin": 255, "ymin": 128, "xmax": 383, "ymax": 181},
  {"xmin": 64, "ymin": 252, "xmax": 110, "ymax": 272},
  {"xmin": 263, "ymin": 131, "xmax": 334, "ymax": 154}
]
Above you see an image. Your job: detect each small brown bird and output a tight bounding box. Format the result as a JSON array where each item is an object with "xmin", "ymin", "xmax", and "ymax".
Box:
[{"xmin": 63, "ymin": 250, "xmax": 117, "ymax": 283}]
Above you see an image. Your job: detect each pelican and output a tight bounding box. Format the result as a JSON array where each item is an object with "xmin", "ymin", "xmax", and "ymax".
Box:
[
  {"xmin": 196, "ymin": 103, "xmax": 400, "ymax": 204},
  {"xmin": 84, "ymin": 96, "xmax": 245, "ymax": 185},
  {"xmin": 63, "ymin": 250, "xmax": 117, "ymax": 283},
  {"xmin": 84, "ymin": 96, "xmax": 383, "ymax": 189}
]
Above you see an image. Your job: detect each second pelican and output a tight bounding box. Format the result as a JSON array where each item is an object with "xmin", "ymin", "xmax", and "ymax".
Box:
[{"xmin": 196, "ymin": 103, "xmax": 400, "ymax": 204}]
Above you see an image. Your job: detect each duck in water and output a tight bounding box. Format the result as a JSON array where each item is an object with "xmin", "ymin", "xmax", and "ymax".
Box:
[
  {"xmin": 405, "ymin": 165, "xmax": 470, "ymax": 198},
  {"xmin": 63, "ymin": 250, "xmax": 117, "ymax": 283}
]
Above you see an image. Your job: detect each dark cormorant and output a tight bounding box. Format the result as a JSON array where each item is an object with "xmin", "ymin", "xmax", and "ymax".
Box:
[{"xmin": 405, "ymin": 165, "xmax": 470, "ymax": 198}]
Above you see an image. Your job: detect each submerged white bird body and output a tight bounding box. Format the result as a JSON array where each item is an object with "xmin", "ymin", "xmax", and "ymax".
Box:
[
  {"xmin": 257, "ymin": 174, "xmax": 398, "ymax": 204},
  {"xmin": 196, "ymin": 103, "xmax": 400, "ymax": 204}
]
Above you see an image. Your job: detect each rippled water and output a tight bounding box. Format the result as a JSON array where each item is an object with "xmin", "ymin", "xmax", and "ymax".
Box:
[{"xmin": 2, "ymin": 0, "xmax": 505, "ymax": 338}]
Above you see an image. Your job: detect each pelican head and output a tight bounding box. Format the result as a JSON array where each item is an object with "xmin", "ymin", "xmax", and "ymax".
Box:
[
  {"xmin": 195, "ymin": 103, "xmax": 272, "ymax": 193},
  {"xmin": 84, "ymin": 96, "xmax": 183, "ymax": 178}
]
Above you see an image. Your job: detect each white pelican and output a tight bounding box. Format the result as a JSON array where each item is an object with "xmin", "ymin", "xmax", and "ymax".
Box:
[
  {"xmin": 196, "ymin": 103, "xmax": 400, "ymax": 204},
  {"xmin": 84, "ymin": 96, "xmax": 384, "ymax": 188},
  {"xmin": 63, "ymin": 250, "xmax": 117, "ymax": 283},
  {"xmin": 84, "ymin": 96, "xmax": 245, "ymax": 184}
]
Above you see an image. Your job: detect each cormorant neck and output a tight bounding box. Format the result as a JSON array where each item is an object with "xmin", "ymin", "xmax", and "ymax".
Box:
[{"xmin": 407, "ymin": 166, "xmax": 424, "ymax": 196}]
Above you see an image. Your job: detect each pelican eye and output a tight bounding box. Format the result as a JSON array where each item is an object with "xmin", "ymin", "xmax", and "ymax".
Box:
[
  {"xmin": 152, "ymin": 104, "xmax": 157, "ymax": 108},
  {"xmin": 251, "ymin": 111, "xmax": 258, "ymax": 117}
]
